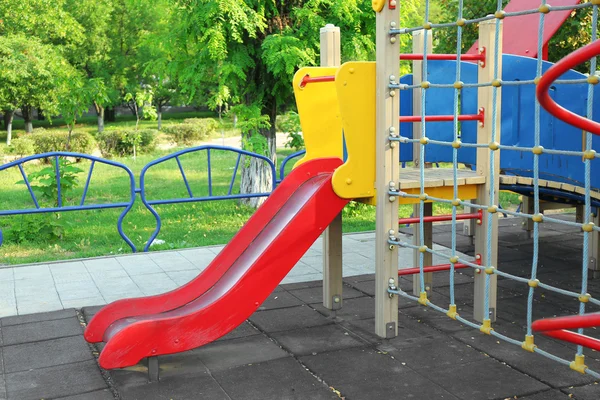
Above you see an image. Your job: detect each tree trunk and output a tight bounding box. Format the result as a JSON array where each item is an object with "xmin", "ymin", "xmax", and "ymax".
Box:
[
  {"xmin": 239, "ymin": 108, "xmax": 277, "ymax": 208},
  {"xmin": 5, "ymin": 110, "xmax": 14, "ymax": 146},
  {"xmin": 95, "ymin": 103, "xmax": 105, "ymax": 133},
  {"xmin": 106, "ymin": 107, "xmax": 116, "ymax": 122},
  {"xmin": 3, "ymin": 109, "xmax": 12, "ymax": 130},
  {"xmin": 23, "ymin": 105, "xmax": 33, "ymax": 133}
]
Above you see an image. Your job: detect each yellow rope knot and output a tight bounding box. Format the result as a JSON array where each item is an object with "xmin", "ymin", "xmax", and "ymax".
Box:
[
  {"xmin": 570, "ymin": 355, "xmax": 587, "ymax": 374},
  {"xmin": 532, "ymin": 214, "xmax": 544, "ymax": 223},
  {"xmin": 418, "ymin": 291, "xmax": 428, "ymax": 306},
  {"xmin": 522, "ymin": 335, "xmax": 536, "ymax": 352},
  {"xmin": 447, "ymin": 304, "xmax": 459, "ymax": 320},
  {"xmin": 480, "ymin": 319, "xmax": 493, "ymax": 335}
]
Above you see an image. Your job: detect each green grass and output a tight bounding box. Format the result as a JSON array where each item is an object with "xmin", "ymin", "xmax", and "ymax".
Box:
[
  {"xmin": 0, "ymin": 115, "xmax": 521, "ymax": 265},
  {"xmin": 0, "ymin": 146, "xmax": 520, "ymax": 265}
]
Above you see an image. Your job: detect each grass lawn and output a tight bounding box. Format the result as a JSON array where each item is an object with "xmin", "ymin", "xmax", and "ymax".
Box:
[{"xmin": 0, "ymin": 114, "xmax": 520, "ymax": 265}]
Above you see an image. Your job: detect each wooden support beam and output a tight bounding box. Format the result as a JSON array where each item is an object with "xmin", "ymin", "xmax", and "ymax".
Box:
[
  {"xmin": 320, "ymin": 24, "xmax": 344, "ymax": 311},
  {"xmin": 410, "ymin": 30, "xmax": 434, "ymax": 296},
  {"xmin": 473, "ymin": 18, "xmax": 502, "ymax": 323},
  {"xmin": 589, "ymin": 212, "xmax": 600, "ymax": 279},
  {"xmin": 375, "ymin": 4, "xmax": 400, "ymax": 339}
]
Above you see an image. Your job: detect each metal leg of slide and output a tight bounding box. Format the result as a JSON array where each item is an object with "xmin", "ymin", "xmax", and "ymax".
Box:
[{"xmin": 148, "ymin": 357, "xmax": 159, "ymax": 382}]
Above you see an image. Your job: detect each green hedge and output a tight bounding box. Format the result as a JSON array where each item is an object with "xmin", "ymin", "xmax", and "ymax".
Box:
[
  {"xmin": 163, "ymin": 118, "xmax": 218, "ymax": 145},
  {"xmin": 9, "ymin": 137, "xmax": 35, "ymax": 157},
  {"xmin": 96, "ymin": 129, "xmax": 157, "ymax": 157},
  {"xmin": 30, "ymin": 129, "xmax": 96, "ymax": 154}
]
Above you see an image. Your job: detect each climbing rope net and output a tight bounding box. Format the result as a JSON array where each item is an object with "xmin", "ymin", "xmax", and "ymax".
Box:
[{"xmin": 387, "ymin": 1, "xmax": 600, "ymax": 378}]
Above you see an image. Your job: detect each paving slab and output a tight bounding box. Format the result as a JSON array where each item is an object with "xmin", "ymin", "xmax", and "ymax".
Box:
[
  {"xmin": 55, "ymin": 389, "xmax": 115, "ymax": 400},
  {"xmin": 258, "ymin": 290, "xmax": 304, "ymax": 311},
  {"xmin": 271, "ymin": 324, "xmax": 366, "ymax": 356},
  {"xmin": 216, "ymin": 320, "xmax": 260, "ymax": 342},
  {"xmin": 452, "ymin": 328, "xmax": 597, "ymax": 388},
  {"xmin": 313, "ymin": 296, "xmax": 375, "ymax": 321},
  {"xmin": 2, "ymin": 335, "xmax": 92, "ymax": 373},
  {"xmin": 381, "ymin": 336, "xmax": 485, "ymax": 370},
  {"xmin": 4, "ymin": 360, "xmax": 107, "ymax": 400},
  {"xmin": 194, "ymin": 334, "xmax": 288, "ymax": 372},
  {"xmin": 1, "ymin": 315, "xmax": 83, "ymax": 345},
  {"xmin": 287, "ymin": 284, "xmax": 364, "ymax": 304},
  {"xmin": 0, "ymin": 308, "xmax": 76, "ymax": 327},
  {"xmin": 300, "ymin": 347, "xmax": 459, "ymax": 399},
  {"xmin": 518, "ymin": 389, "xmax": 573, "ymax": 399},
  {"xmin": 249, "ymin": 305, "xmax": 333, "ymax": 333},
  {"xmin": 213, "ymin": 357, "xmax": 339, "ymax": 400},
  {"xmin": 566, "ymin": 383, "xmax": 600, "ymax": 399},
  {"xmin": 427, "ymin": 358, "xmax": 550, "ymax": 400}
]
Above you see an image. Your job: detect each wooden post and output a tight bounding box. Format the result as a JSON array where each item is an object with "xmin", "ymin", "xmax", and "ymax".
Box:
[
  {"xmin": 320, "ymin": 24, "xmax": 344, "ymax": 311},
  {"xmin": 410, "ymin": 30, "xmax": 434, "ymax": 296},
  {"xmin": 374, "ymin": 3, "xmax": 400, "ymax": 338},
  {"xmin": 473, "ymin": 18, "xmax": 502, "ymax": 323},
  {"xmin": 522, "ymin": 196, "xmax": 534, "ymax": 237}
]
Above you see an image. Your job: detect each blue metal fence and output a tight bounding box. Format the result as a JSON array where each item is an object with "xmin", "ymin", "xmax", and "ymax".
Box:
[{"xmin": 0, "ymin": 147, "xmax": 306, "ymax": 252}]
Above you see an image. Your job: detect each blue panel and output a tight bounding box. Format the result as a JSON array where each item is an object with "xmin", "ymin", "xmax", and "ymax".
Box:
[
  {"xmin": 400, "ymin": 54, "xmax": 600, "ymax": 190},
  {"xmin": 399, "ymin": 61, "xmax": 479, "ymax": 164},
  {"xmin": 399, "ymin": 75, "xmax": 413, "ymax": 162}
]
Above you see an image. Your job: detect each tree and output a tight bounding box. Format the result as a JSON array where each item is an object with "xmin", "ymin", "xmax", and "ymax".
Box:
[
  {"xmin": 63, "ymin": 0, "xmax": 114, "ymax": 132},
  {"xmin": 434, "ymin": 0, "xmax": 596, "ymax": 72},
  {"xmin": 171, "ymin": 0, "xmax": 377, "ymax": 207},
  {"xmin": 0, "ymin": 36, "xmax": 71, "ymax": 138},
  {"xmin": 124, "ymin": 89, "xmax": 157, "ymax": 159}
]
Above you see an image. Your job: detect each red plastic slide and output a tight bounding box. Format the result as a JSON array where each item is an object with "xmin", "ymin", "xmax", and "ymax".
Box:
[{"xmin": 85, "ymin": 158, "xmax": 349, "ymax": 369}]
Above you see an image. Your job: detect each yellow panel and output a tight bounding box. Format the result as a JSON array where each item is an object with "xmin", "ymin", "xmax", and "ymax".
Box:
[
  {"xmin": 397, "ymin": 185, "xmax": 479, "ymax": 205},
  {"xmin": 292, "ymin": 67, "xmax": 343, "ymax": 168},
  {"xmin": 332, "ymin": 62, "xmax": 376, "ymax": 200}
]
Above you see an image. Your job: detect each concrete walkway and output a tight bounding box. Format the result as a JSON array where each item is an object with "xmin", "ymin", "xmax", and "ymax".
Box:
[{"xmin": 0, "ymin": 231, "xmax": 470, "ymax": 318}]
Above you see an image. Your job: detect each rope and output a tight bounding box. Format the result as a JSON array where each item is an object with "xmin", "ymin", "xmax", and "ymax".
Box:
[{"xmin": 389, "ymin": 0, "xmax": 600, "ymax": 379}]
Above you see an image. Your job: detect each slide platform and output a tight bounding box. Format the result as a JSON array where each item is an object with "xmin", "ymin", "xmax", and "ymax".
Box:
[{"xmin": 85, "ymin": 158, "xmax": 349, "ymax": 369}]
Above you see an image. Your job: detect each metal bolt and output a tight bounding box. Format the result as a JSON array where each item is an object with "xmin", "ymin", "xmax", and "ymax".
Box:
[
  {"xmin": 389, "ymin": 75, "xmax": 396, "ymax": 82},
  {"xmin": 390, "ymin": 36, "xmax": 397, "ymax": 44},
  {"xmin": 389, "ymin": 90, "xmax": 396, "ymax": 97},
  {"xmin": 388, "ymin": 229, "xmax": 395, "ymax": 236},
  {"xmin": 390, "ymin": 142, "xmax": 396, "ymax": 148},
  {"xmin": 390, "ymin": 21, "xmax": 397, "ymax": 28},
  {"xmin": 389, "ymin": 196, "xmax": 396, "ymax": 202},
  {"xmin": 389, "ymin": 126, "xmax": 396, "ymax": 133}
]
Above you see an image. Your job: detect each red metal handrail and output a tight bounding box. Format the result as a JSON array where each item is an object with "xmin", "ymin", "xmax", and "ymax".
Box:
[
  {"xmin": 400, "ymin": 53, "xmax": 485, "ymax": 62},
  {"xmin": 537, "ymin": 40, "xmax": 600, "ymax": 136},
  {"xmin": 532, "ymin": 313, "xmax": 600, "ymax": 352},
  {"xmin": 399, "ymin": 210, "xmax": 482, "ymax": 225},
  {"xmin": 299, "ymin": 74, "xmax": 335, "ymax": 88},
  {"xmin": 400, "ymin": 108, "xmax": 484, "ymax": 124}
]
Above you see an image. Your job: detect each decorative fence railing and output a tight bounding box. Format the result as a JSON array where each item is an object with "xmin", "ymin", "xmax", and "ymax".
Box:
[{"xmin": 0, "ymin": 146, "xmax": 306, "ymax": 252}]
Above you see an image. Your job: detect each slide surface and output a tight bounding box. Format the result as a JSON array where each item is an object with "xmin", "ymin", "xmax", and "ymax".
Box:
[{"xmin": 85, "ymin": 158, "xmax": 349, "ymax": 369}]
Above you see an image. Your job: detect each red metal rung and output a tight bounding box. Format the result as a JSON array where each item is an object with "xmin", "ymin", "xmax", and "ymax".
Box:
[
  {"xmin": 299, "ymin": 74, "xmax": 335, "ymax": 88},
  {"xmin": 400, "ymin": 53, "xmax": 486, "ymax": 63},
  {"xmin": 400, "ymin": 109, "xmax": 484, "ymax": 124},
  {"xmin": 398, "ymin": 263, "xmax": 470, "ymax": 276},
  {"xmin": 399, "ymin": 210, "xmax": 482, "ymax": 225}
]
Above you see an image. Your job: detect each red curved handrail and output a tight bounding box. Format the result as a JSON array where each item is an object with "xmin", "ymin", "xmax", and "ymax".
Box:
[
  {"xmin": 536, "ymin": 39, "xmax": 600, "ymax": 136},
  {"xmin": 532, "ymin": 313, "xmax": 600, "ymax": 351}
]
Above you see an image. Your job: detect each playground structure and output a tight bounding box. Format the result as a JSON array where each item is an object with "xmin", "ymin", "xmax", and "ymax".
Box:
[{"xmin": 0, "ymin": 0, "xmax": 582, "ymax": 382}]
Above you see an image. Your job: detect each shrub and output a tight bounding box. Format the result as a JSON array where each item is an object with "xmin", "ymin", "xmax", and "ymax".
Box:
[
  {"xmin": 164, "ymin": 118, "xmax": 218, "ymax": 145},
  {"xmin": 30, "ymin": 129, "xmax": 96, "ymax": 155},
  {"xmin": 10, "ymin": 137, "xmax": 35, "ymax": 157},
  {"xmin": 96, "ymin": 129, "xmax": 157, "ymax": 157},
  {"xmin": 280, "ymin": 111, "xmax": 304, "ymax": 151}
]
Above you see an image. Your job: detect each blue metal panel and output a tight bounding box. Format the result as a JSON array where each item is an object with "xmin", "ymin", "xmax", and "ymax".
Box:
[{"xmin": 399, "ymin": 54, "xmax": 600, "ymax": 191}]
